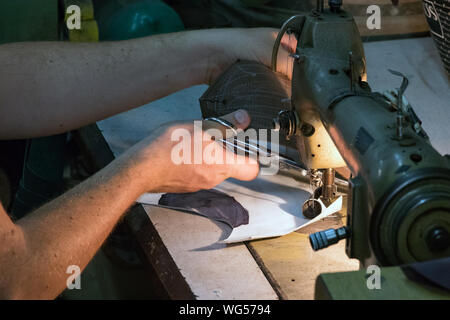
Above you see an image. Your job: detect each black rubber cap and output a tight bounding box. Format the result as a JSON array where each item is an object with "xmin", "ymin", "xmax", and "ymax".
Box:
[{"xmin": 309, "ymin": 227, "xmax": 350, "ymax": 251}]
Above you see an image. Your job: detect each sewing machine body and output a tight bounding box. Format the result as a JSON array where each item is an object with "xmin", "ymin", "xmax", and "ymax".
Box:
[{"xmin": 274, "ymin": 8, "xmax": 450, "ymax": 267}]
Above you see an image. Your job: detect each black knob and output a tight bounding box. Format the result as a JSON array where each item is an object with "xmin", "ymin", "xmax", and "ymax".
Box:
[
  {"xmin": 272, "ymin": 110, "xmax": 297, "ymax": 137},
  {"xmin": 426, "ymin": 227, "xmax": 450, "ymax": 253},
  {"xmin": 309, "ymin": 227, "xmax": 350, "ymax": 251}
]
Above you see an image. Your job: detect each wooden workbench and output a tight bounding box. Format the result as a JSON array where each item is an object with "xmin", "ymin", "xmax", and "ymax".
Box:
[{"xmin": 90, "ymin": 37, "xmax": 449, "ymax": 299}]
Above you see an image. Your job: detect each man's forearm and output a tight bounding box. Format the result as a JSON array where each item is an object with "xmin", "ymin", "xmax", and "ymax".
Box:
[
  {"xmin": 0, "ymin": 111, "xmax": 258, "ymax": 299},
  {"xmin": 0, "ymin": 29, "xmax": 229, "ymax": 139},
  {"xmin": 1, "ymin": 149, "xmax": 149, "ymax": 299}
]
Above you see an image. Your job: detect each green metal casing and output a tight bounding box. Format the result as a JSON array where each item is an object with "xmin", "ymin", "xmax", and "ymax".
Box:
[{"xmin": 289, "ymin": 9, "xmax": 450, "ymax": 266}]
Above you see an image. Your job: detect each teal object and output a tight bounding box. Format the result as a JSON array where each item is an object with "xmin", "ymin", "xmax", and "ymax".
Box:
[{"xmin": 95, "ymin": 0, "xmax": 184, "ymax": 40}]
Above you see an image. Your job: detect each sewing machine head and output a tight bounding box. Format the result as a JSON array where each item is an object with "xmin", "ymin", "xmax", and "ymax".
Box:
[{"xmin": 272, "ymin": 1, "xmax": 450, "ymax": 267}]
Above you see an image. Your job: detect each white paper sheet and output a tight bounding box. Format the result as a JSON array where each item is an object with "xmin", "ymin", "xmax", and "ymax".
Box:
[{"xmin": 137, "ymin": 174, "xmax": 342, "ymax": 243}]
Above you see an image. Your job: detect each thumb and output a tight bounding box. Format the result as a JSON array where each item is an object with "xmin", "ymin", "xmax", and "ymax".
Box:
[
  {"xmin": 219, "ymin": 109, "xmax": 251, "ymax": 131},
  {"xmin": 203, "ymin": 109, "xmax": 251, "ymax": 139}
]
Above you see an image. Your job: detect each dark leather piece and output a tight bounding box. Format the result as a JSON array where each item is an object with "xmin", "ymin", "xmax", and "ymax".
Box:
[
  {"xmin": 401, "ymin": 257, "xmax": 450, "ymax": 292},
  {"xmin": 200, "ymin": 60, "xmax": 291, "ymax": 129},
  {"xmin": 199, "ymin": 60, "xmax": 300, "ymax": 161},
  {"xmin": 158, "ymin": 189, "xmax": 249, "ymax": 228}
]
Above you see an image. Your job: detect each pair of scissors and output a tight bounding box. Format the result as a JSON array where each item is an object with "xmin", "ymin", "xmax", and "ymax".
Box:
[{"xmin": 204, "ymin": 116, "xmax": 308, "ymax": 175}]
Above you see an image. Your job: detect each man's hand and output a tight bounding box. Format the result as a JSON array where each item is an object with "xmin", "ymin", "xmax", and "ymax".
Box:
[
  {"xmin": 0, "ymin": 109, "xmax": 258, "ymax": 299},
  {"xmin": 204, "ymin": 28, "xmax": 297, "ymax": 84},
  {"xmin": 128, "ymin": 109, "xmax": 259, "ymax": 193}
]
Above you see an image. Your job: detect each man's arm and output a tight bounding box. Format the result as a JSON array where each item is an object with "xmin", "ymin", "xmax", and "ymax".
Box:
[
  {"xmin": 0, "ymin": 28, "xmax": 295, "ymax": 140},
  {"xmin": 0, "ymin": 148, "xmax": 145, "ymax": 299},
  {"xmin": 0, "ymin": 110, "xmax": 259, "ymax": 299}
]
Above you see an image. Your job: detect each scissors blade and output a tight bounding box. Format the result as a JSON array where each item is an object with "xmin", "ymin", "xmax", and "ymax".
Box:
[{"xmin": 218, "ymin": 138, "xmax": 308, "ymax": 174}]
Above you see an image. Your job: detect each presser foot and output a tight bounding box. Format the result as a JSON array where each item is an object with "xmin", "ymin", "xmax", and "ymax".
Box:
[{"xmin": 302, "ymin": 168, "xmax": 339, "ymax": 219}]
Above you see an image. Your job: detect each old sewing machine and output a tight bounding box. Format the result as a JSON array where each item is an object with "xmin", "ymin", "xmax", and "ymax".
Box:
[{"xmin": 271, "ymin": 0, "xmax": 450, "ymax": 269}]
